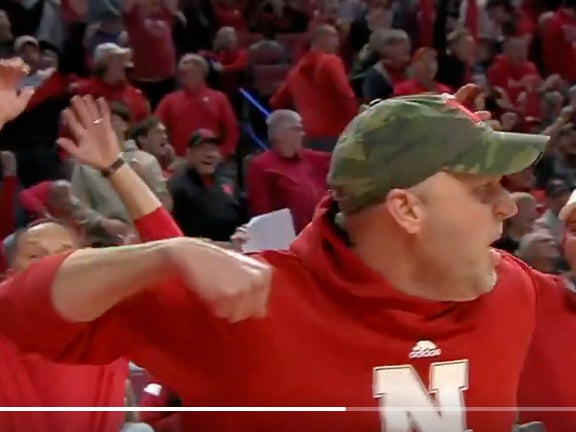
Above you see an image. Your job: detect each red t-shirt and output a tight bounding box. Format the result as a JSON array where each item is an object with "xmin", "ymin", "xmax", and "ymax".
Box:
[
  {"xmin": 75, "ymin": 77, "xmax": 151, "ymax": 122},
  {"xmin": 155, "ymin": 86, "xmax": 239, "ymax": 157},
  {"xmin": 0, "ymin": 198, "xmax": 551, "ymax": 432},
  {"xmin": 487, "ymin": 55, "xmax": 541, "ymax": 118},
  {"xmin": 124, "ymin": 5, "xmax": 176, "ymax": 81},
  {"xmin": 246, "ymin": 149, "xmax": 330, "ymax": 233}
]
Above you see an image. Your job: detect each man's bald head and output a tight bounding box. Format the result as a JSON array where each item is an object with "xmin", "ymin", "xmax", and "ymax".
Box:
[
  {"xmin": 310, "ymin": 24, "xmax": 339, "ymax": 54},
  {"xmin": 6, "ymin": 219, "xmax": 79, "ymax": 274}
]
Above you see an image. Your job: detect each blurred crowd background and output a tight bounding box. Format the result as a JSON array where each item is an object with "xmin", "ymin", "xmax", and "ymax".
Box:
[{"xmin": 1, "ymin": 0, "xmax": 576, "ymax": 429}]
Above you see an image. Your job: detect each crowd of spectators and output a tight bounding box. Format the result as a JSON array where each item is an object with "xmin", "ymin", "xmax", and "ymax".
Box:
[{"xmin": 2, "ymin": 0, "xmax": 576, "ymax": 429}]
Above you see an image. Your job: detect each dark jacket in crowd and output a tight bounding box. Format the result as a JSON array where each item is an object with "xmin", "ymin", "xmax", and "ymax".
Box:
[{"xmin": 168, "ymin": 166, "xmax": 247, "ymax": 242}]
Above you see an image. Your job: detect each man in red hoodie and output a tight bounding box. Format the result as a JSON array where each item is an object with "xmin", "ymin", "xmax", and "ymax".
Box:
[
  {"xmin": 0, "ymin": 62, "xmax": 565, "ymax": 432},
  {"xmin": 541, "ymin": 0, "xmax": 576, "ymax": 81},
  {"xmin": 0, "ymin": 63, "xmax": 184, "ymax": 431},
  {"xmin": 270, "ymin": 24, "xmax": 357, "ymax": 152}
]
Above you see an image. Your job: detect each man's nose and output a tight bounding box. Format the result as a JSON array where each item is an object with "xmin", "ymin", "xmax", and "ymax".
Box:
[{"xmin": 494, "ymin": 192, "xmax": 518, "ymax": 220}]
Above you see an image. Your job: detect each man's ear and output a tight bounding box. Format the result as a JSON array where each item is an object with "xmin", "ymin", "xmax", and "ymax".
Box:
[{"xmin": 384, "ymin": 189, "xmax": 424, "ymax": 234}]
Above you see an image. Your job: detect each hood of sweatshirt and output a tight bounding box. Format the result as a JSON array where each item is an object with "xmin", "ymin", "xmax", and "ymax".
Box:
[{"xmin": 285, "ymin": 194, "xmax": 481, "ymax": 338}]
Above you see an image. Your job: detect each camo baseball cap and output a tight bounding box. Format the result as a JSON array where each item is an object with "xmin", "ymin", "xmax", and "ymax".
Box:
[{"xmin": 329, "ymin": 94, "xmax": 549, "ymax": 214}]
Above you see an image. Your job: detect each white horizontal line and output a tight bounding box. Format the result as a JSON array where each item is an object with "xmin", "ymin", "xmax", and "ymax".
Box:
[
  {"xmin": 0, "ymin": 407, "xmax": 576, "ymax": 412},
  {"xmin": 0, "ymin": 407, "xmax": 348, "ymax": 412}
]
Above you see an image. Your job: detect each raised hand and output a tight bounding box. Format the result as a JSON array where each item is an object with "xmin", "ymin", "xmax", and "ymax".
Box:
[
  {"xmin": 0, "ymin": 58, "xmax": 34, "ymax": 126},
  {"xmin": 57, "ymin": 95, "xmax": 120, "ymax": 170},
  {"xmin": 452, "ymin": 84, "xmax": 491, "ymax": 121}
]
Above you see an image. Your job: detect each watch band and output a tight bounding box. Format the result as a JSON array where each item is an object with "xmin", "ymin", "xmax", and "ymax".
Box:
[{"xmin": 100, "ymin": 157, "xmax": 125, "ymax": 178}]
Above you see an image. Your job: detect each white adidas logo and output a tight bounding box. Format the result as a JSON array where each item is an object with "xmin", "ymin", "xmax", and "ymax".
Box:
[{"xmin": 409, "ymin": 340, "xmax": 441, "ymax": 359}]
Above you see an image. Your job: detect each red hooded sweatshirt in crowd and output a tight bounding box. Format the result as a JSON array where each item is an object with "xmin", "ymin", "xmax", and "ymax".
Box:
[
  {"xmin": 0, "ymin": 196, "xmax": 568, "ymax": 432},
  {"xmin": 487, "ymin": 55, "xmax": 541, "ymax": 118},
  {"xmin": 0, "ymin": 208, "xmax": 177, "ymax": 432},
  {"xmin": 542, "ymin": 8, "xmax": 576, "ymax": 82},
  {"xmin": 270, "ymin": 51, "xmax": 357, "ymax": 139}
]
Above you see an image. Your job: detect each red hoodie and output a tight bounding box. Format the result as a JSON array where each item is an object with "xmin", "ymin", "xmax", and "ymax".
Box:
[
  {"xmin": 0, "ymin": 196, "xmax": 565, "ymax": 432},
  {"xmin": 270, "ymin": 51, "xmax": 357, "ymax": 138},
  {"xmin": 487, "ymin": 55, "xmax": 541, "ymax": 118},
  {"xmin": 542, "ymin": 8, "xmax": 576, "ymax": 81},
  {"xmin": 0, "ymin": 207, "xmax": 178, "ymax": 432}
]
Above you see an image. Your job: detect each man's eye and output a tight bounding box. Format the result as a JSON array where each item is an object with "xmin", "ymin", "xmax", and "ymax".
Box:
[
  {"xmin": 475, "ymin": 183, "xmax": 493, "ymax": 195},
  {"xmin": 473, "ymin": 183, "xmax": 501, "ymax": 202}
]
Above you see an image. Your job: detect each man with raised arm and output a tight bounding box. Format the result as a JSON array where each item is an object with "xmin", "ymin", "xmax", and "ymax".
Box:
[
  {"xmin": 0, "ymin": 58, "xmax": 566, "ymax": 432},
  {"xmin": 0, "ymin": 59, "xmax": 187, "ymax": 431}
]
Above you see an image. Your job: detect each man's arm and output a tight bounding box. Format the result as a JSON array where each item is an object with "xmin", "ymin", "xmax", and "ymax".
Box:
[
  {"xmin": 0, "ymin": 243, "xmax": 171, "ymax": 362},
  {"xmin": 0, "ymin": 96, "xmax": 271, "ymax": 364},
  {"xmin": 52, "ymin": 240, "xmax": 181, "ymax": 322},
  {"xmin": 108, "ymin": 162, "xmax": 180, "ymax": 241},
  {"xmin": 269, "ymin": 79, "xmax": 292, "ymax": 110}
]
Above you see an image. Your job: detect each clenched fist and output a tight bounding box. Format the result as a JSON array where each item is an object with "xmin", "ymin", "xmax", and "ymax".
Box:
[{"xmin": 168, "ymin": 238, "xmax": 272, "ymax": 323}]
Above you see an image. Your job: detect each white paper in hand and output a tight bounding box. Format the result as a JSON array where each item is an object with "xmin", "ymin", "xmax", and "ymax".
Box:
[{"xmin": 242, "ymin": 208, "xmax": 296, "ymax": 253}]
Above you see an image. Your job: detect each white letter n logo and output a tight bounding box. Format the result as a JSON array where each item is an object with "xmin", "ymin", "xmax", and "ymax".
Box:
[{"xmin": 373, "ymin": 360, "xmax": 471, "ymax": 432}]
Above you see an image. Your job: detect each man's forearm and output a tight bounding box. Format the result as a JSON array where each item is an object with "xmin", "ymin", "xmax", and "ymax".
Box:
[
  {"xmin": 108, "ymin": 163, "xmax": 162, "ymax": 219},
  {"xmin": 52, "ymin": 238, "xmax": 185, "ymax": 322}
]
